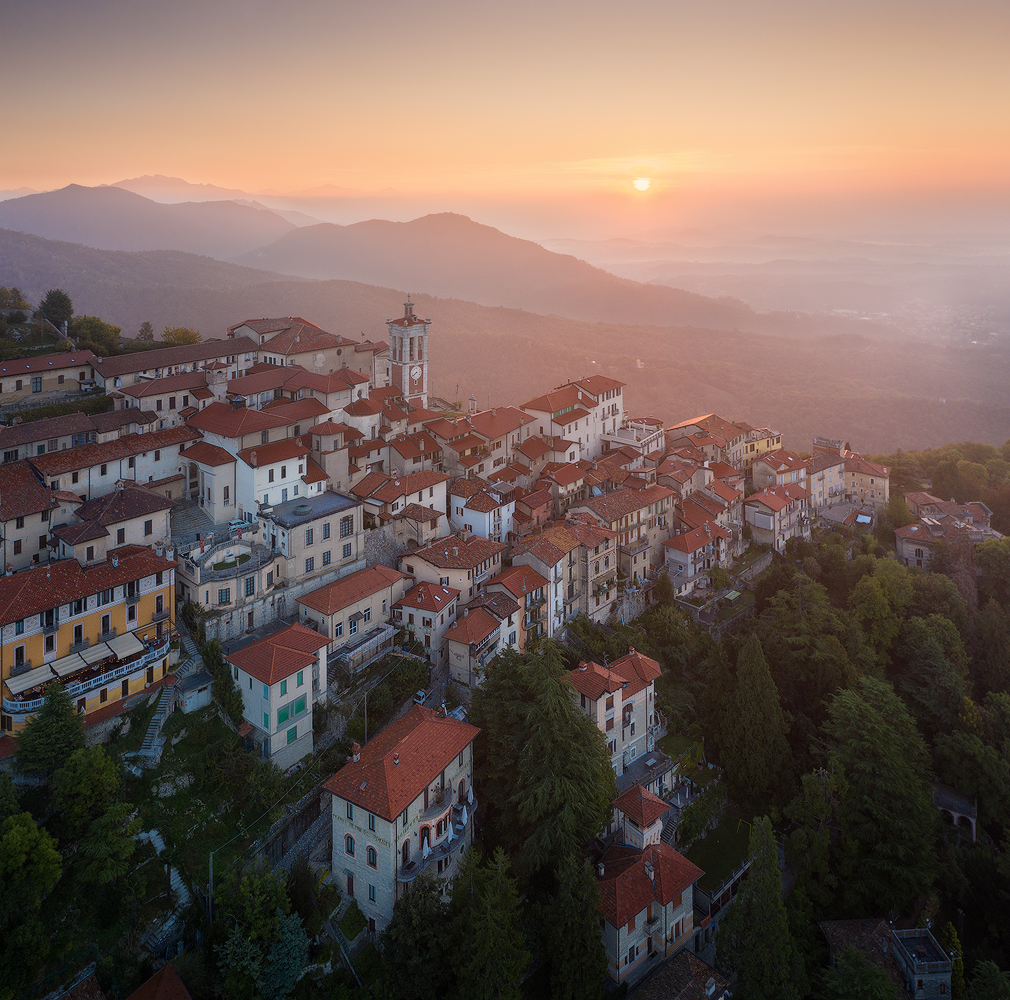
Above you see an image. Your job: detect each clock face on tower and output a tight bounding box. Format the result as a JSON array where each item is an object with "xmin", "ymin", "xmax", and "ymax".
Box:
[{"xmin": 410, "ymin": 365, "xmax": 422, "ymax": 382}]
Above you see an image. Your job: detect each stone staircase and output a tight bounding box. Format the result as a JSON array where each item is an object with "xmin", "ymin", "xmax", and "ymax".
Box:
[
  {"xmin": 139, "ymin": 684, "xmax": 174, "ymax": 760},
  {"xmin": 174, "ymin": 633, "xmax": 203, "ymax": 683},
  {"xmin": 138, "ymin": 829, "xmax": 191, "ymax": 957}
]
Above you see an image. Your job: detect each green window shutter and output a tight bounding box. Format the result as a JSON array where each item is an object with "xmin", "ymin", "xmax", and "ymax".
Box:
[
  {"xmin": 280, "ymin": 679, "xmax": 287, "ymax": 696},
  {"xmin": 287, "ymin": 726, "xmax": 297, "ymax": 745}
]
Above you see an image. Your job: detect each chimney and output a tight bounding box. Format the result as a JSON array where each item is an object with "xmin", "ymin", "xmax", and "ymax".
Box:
[
  {"xmin": 393, "ymin": 751, "xmax": 399, "ymax": 766},
  {"xmin": 249, "ymin": 451, "xmax": 258, "ymax": 467},
  {"xmin": 112, "ymin": 555, "xmax": 118, "ymax": 568},
  {"xmin": 352, "ymin": 741, "xmax": 361, "ymax": 762},
  {"xmin": 645, "ymin": 860, "xmax": 654, "ymax": 881},
  {"xmin": 597, "ymin": 862, "xmax": 605, "ymax": 877},
  {"xmin": 452, "ymin": 545, "xmax": 459, "ymax": 557}
]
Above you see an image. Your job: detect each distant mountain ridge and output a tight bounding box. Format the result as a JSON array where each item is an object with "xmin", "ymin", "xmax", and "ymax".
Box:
[
  {"xmin": 232, "ymin": 212, "xmax": 775, "ymax": 332},
  {"xmin": 1, "ymin": 225, "xmax": 1007, "ymax": 455},
  {"xmin": 0, "ymin": 184, "xmax": 295, "ymax": 258}
]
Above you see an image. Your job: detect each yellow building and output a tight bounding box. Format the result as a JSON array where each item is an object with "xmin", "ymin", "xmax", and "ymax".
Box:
[{"xmin": 0, "ymin": 545, "xmax": 176, "ymax": 732}]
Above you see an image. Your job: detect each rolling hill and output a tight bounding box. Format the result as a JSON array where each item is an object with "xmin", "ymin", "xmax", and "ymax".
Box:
[
  {"xmin": 0, "ymin": 184, "xmax": 295, "ymax": 258},
  {"xmin": 2, "ymin": 226, "xmax": 1008, "ymax": 454}
]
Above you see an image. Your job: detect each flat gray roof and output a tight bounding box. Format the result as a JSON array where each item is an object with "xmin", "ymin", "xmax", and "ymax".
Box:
[{"xmin": 261, "ymin": 490, "xmax": 361, "ymax": 529}]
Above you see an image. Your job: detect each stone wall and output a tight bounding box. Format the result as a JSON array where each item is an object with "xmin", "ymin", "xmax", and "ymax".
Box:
[{"xmin": 364, "ymin": 523, "xmax": 409, "ymax": 571}]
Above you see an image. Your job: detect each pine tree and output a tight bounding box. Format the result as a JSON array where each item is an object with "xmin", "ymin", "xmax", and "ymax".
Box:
[
  {"xmin": 721, "ymin": 635, "xmax": 793, "ymax": 814},
  {"xmin": 536, "ymin": 855, "xmax": 608, "ymax": 1000},
  {"xmin": 15, "ymin": 683, "xmax": 85, "ymax": 777},
  {"xmin": 716, "ymin": 816, "xmax": 805, "ymax": 1000},
  {"xmin": 380, "ymin": 872, "xmax": 455, "ymax": 1000},
  {"xmin": 823, "ymin": 678, "xmax": 937, "ymax": 914},
  {"xmin": 819, "ymin": 945, "xmax": 898, "ymax": 999},
  {"xmin": 451, "ymin": 848, "xmax": 530, "ymax": 1000},
  {"xmin": 938, "ymin": 922, "xmax": 965, "ymax": 1000}
]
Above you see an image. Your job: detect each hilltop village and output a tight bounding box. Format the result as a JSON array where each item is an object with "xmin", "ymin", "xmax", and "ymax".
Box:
[{"xmin": 0, "ymin": 304, "xmax": 1005, "ymax": 1000}]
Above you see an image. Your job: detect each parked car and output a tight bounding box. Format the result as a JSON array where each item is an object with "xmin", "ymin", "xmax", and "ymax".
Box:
[{"xmin": 413, "ymin": 689, "xmax": 427, "ymax": 705}]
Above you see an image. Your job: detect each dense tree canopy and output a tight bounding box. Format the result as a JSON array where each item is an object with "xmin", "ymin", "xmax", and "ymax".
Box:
[
  {"xmin": 471, "ymin": 642, "xmax": 615, "ymax": 882},
  {"xmin": 15, "ymin": 683, "xmax": 85, "ymax": 776},
  {"xmin": 41, "ymin": 288, "xmax": 73, "ymax": 328},
  {"xmin": 162, "ymin": 325, "xmax": 202, "ymax": 345}
]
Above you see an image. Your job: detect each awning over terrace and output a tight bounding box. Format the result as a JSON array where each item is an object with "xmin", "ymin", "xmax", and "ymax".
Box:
[{"xmin": 6, "ymin": 665, "xmax": 56, "ymax": 696}]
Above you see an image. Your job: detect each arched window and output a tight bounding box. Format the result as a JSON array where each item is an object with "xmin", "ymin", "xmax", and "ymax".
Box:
[
  {"xmin": 401, "ymin": 840, "xmax": 410, "ymax": 867},
  {"xmin": 345, "ymin": 835, "xmax": 355, "ymax": 856},
  {"xmin": 367, "ymin": 846, "xmax": 377, "ymax": 868},
  {"xmin": 458, "ymin": 779, "xmax": 466, "ymax": 804}
]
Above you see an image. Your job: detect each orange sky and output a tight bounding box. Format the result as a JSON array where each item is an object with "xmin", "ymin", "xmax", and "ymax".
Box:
[{"xmin": 5, "ymin": 0, "xmax": 1010, "ymax": 225}]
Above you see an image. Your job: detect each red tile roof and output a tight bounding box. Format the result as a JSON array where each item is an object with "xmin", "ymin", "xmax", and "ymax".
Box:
[
  {"xmin": 569, "ymin": 660, "xmax": 625, "ymax": 700},
  {"xmin": 125, "ymin": 962, "xmax": 192, "ymax": 1000},
  {"xmin": 598, "ymin": 842, "xmax": 703, "ymax": 927},
  {"xmin": 261, "ymin": 397, "xmax": 330, "ymax": 421},
  {"xmin": 94, "ymin": 338, "xmax": 257, "ymax": 378},
  {"xmin": 0, "ymin": 350, "xmax": 98, "ymax": 376},
  {"xmin": 76, "ymin": 486, "xmax": 174, "ymax": 524},
  {"xmin": 745, "ymin": 482, "xmax": 810, "ymax": 512},
  {"xmin": 237, "ymin": 438, "xmax": 310, "ymax": 468},
  {"xmin": 225, "ymin": 622, "xmax": 329, "ymax": 686},
  {"xmin": 187, "ymin": 401, "xmax": 290, "ymax": 438},
  {"xmin": 323, "ymin": 705, "xmax": 479, "ymax": 820},
  {"xmin": 488, "ymin": 564, "xmax": 549, "ymax": 599},
  {"xmin": 570, "ymin": 375, "xmax": 626, "ymax": 397},
  {"xmin": 297, "ymin": 564, "xmax": 408, "ymax": 616},
  {"xmin": 28, "ymin": 427, "xmax": 199, "ymax": 478},
  {"xmin": 0, "ymin": 547, "xmax": 177, "ymax": 626},
  {"xmin": 180, "ymin": 441, "xmax": 235, "ymax": 467},
  {"xmin": 664, "ymin": 522, "xmax": 730, "ymax": 553},
  {"xmin": 301, "ymin": 457, "xmax": 328, "ymax": 485},
  {"xmin": 444, "ymin": 606, "xmax": 500, "ymax": 645},
  {"xmin": 388, "ymin": 431, "xmax": 441, "ymax": 460},
  {"xmin": 119, "ymin": 371, "xmax": 209, "ymax": 399},
  {"xmin": 522, "ymin": 384, "xmax": 599, "ymax": 416},
  {"xmin": 0, "ymin": 461, "xmax": 64, "ymax": 522},
  {"xmin": 409, "ymin": 534, "xmax": 504, "ymax": 570},
  {"xmin": 395, "ymin": 582, "xmax": 459, "ymax": 612},
  {"xmin": 468, "ymin": 406, "xmax": 536, "ymax": 440},
  {"xmin": 572, "ymin": 485, "xmax": 673, "ymax": 524},
  {"xmin": 614, "ymin": 784, "xmax": 670, "ymax": 828}
]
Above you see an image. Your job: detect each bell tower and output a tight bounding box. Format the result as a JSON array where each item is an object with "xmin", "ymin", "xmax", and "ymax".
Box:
[{"xmin": 386, "ymin": 299, "xmax": 430, "ymax": 407}]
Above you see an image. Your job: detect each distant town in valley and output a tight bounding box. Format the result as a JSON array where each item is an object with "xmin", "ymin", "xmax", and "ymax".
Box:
[{"xmin": 0, "ymin": 287, "xmax": 1007, "ymax": 1000}]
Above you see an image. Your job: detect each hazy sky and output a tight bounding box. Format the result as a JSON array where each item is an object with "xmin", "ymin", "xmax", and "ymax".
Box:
[{"xmin": 6, "ymin": 0, "xmax": 1010, "ymax": 236}]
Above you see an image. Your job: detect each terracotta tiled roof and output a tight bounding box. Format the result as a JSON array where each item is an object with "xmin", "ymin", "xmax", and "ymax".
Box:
[
  {"xmin": 707, "ymin": 480, "xmax": 741, "ymax": 504},
  {"xmin": 93, "ymin": 338, "xmax": 257, "ymax": 378},
  {"xmin": 539, "ymin": 463, "xmax": 585, "ymax": 487},
  {"xmin": 237, "ymin": 438, "xmax": 310, "ymax": 468},
  {"xmin": 187, "ymin": 401, "xmax": 290, "ymax": 438},
  {"xmin": 355, "ymin": 339, "xmax": 388, "ymax": 353},
  {"xmin": 395, "ymin": 582, "xmax": 459, "ymax": 613},
  {"xmin": 745, "ymin": 482, "xmax": 810, "ymax": 512},
  {"xmin": 323, "ymin": 705, "xmax": 479, "ymax": 820},
  {"xmin": 301, "ymin": 457, "xmax": 328, "ymax": 485},
  {"xmin": 76, "ymin": 486, "xmax": 174, "ymax": 524},
  {"xmin": 388, "ymin": 431, "xmax": 440, "ymax": 460},
  {"xmin": 806, "ymin": 453, "xmax": 846, "ymax": 475},
  {"xmin": 614, "ymin": 784, "xmax": 669, "ymax": 828},
  {"xmin": 522, "ymin": 384, "xmax": 598, "ymax": 415},
  {"xmin": 706, "ymin": 461, "xmax": 740, "ymax": 481},
  {"xmin": 52, "ymin": 520, "xmax": 108, "ymax": 545},
  {"xmin": 0, "ymin": 547, "xmax": 177, "ymax": 627},
  {"xmin": 572, "ymin": 485, "xmax": 673, "ymax": 524},
  {"xmin": 423, "ymin": 417, "xmax": 476, "ymax": 441},
  {"xmin": 570, "ymin": 375, "xmax": 626, "ymax": 397},
  {"xmin": 569, "ymin": 660, "xmax": 624, "ymax": 700},
  {"xmin": 468, "ymin": 407, "xmax": 535, "ymax": 440},
  {"xmin": 667, "ymin": 413, "xmax": 742, "ymax": 444},
  {"xmin": 119, "ymin": 371, "xmax": 209, "ymax": 398},
  {"xmin": 297, "ymin": 564, "xmax": 408, "ymax": 616},
  {"xmin": 444, "ymin": 606, "xmax": 500, "ymax": 645},
  {"xmin": 0, "ymin": 461, "xmax": 63, "ymax": 522},
  {"xmin": 0, "ymin": 412, "xmax": 95, "ymax": 450},
  {"xmin": 261, "ymin": 398, "xmax": 330, "ymax": 421},
  {"xmin": 756, "ymin": 448, "xmax": 807, "ymax": 472},
  {"xmin": 227, "ymin": 366, "xmax": 300, "ymax": 395},
  {"xmin": 468, "ymin": 590, "xmax": 520, "ymax": 621},
  {"xmin": 248, "ymin": 318, "xmax": 358, "ymax": 356},
  {"xmin": 125, "ymin": 962, "xmax": 192, "ymax": 1000},
  {"xmin": 395, "ymin": 503, "xmax": 441, "ymax": 523},
  {"xmin": 845, "ymin": 456, "xmax": 890, "ymax": 477},
  {"xmin": 462, "ymin": 491, "xmax": 503, "ymax": 513},
  {"xmin": 225, "ymin": 622, "xmax": 329, "ymax": 686},
  {"xmin": 517, "ymin": 488, "xmax": 553, "ymax": 510},
  {"xmin": 27, "ymin": 427, "xmax": 198, "ymax": 479},
  {"xmin": 487, "ymin": 563, "xmax": 548, "ymax": 599},
  {"xmin": 632, "ymin": 951, "xmax": 730, "ymax": 1000},
  {"xmin": 180, "ymin": 441, "xmax": 235, "ymax": 467},
  {"xmin": 664, "ymin": 523, "xmax": 730, "ymax": 554},
  {"xmin": 597, "ymin": 842, "xmax": 703, "ymax": 928},
  {"xmin": 409, "ymin": 534, "xmax": 505, "ymax": 570},
  {"xmin": 611, "ymin": 647, "xmax": 662, "ymax": 693},
  {"xmin": 0, "ymin": 350, "xmax": 98, "ymax": 376},
  {"xmin": 517, "ymin": 436, "xmax": 552, "ymax": 460}
]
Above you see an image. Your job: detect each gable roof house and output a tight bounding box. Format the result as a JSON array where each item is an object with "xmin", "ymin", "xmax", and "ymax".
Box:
[
  {"xmin": 393, "ymin": 582, "xmax": 460, "ymax": 668},
  {"xmin": 0, "ymin": 460, "xmax": 83, "ymax": 572},
  {"xmin": 521, "ymin": 384, "xmax": 600, "ymax": 460},
  {"xmin": 568, "ymin": 485, "xmax": 674, "ymax": 584},
  {"xmin": 324, "ymin": 705, "xmax": 480, "ymax": 933},
  {"xmin": 90, "ymin": 337, "xmax": 258, "ymax": 390},
  {"xmin": 0, "ymin": 350, "xmax": 100, "ymax": 405},
  {"xmin": 447, "ymin": 478, "xmax": 515, "ymax": 545},
  {"xmin": 443, "ymin": 590, "xmax": 521, "ymax": 688},
  {"xmin": 297, "ymin": 564, "xmax": 409, "ymax": 673},
  {"xmin": 744, "ymin": 482, "xmax": 811, "ymax": 551},
  {"xmin": 400, "ymin": 533, "xmax": 505, "ymax": 607},
  {"xmin": 225, "ymin": 622, "xmax": 330, "ymax": 768},
  {"xmin": 596, "ymin": 842, "xmax": 704, "ymax": 987},
  {"xmin": 228, "ymin": 317, "xmax": 370, "ymax": 381}
]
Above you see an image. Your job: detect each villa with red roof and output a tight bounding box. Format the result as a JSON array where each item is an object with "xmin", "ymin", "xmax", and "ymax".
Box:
[
  {"xmin": 225, "ymin": 621, "xmax": 329, "ymax": 767},
  {"xmin": 569, "ymin": 648, "xmax": 669, "ymax": 796},
  {"xmin": 744, "ymin": 482, "xmax": 812, "ymax": 551},
  {"xmin": 325, "ymin": 705, "xmax": 479, "ymax": 932},
  {"xmin": 597, "ymin": 841, "xmax": 703, "ymax": 986},
  {"xmin": 393, "ymin": 581, "xmax": 460, "ymax": 667}
]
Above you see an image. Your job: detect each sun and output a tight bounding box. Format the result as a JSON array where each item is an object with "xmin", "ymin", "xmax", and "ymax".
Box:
[{"xmin": 633, "ymin": 177, "xmax": 651, "ymax": 191}]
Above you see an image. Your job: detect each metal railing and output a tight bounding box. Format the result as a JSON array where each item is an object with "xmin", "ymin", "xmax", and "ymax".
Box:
[{"xmin": 3, "ymin": 638, "xmax": 170, "ymax": 715}]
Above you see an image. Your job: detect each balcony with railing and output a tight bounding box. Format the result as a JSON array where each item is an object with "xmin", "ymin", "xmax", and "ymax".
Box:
[
  {"xmin": 620, "ymin": 536, "xmax": 650, "ymax": 557},
  {"xmin": 396, "ymin": 795, "xmax": 477, "ymax": 883},
  {"xmin": 3, "ymin": 636, "xmax": 171, "ymax": 716}
]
